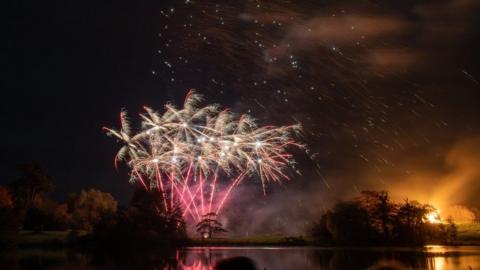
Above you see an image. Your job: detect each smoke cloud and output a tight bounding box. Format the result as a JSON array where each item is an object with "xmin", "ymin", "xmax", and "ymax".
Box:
[{"xmin": 222, "ymin": 136, "xmax": 480, "ymax": 235}]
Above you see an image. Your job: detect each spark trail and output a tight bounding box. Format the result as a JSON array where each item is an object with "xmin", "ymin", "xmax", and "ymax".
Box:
[{"xmin": 104, "ymin": 90, "xmax": 303, "ymax": 222}]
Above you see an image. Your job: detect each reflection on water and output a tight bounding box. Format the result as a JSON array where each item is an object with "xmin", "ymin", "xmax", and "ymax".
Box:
[{"xmin": 1, "ymin": 245, "xmax": 480, "ymax": 270}]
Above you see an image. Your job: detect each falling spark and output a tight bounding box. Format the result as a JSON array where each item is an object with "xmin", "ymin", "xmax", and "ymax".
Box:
[{"xmin": 104, "ymin": 90, "xmax": 303, "ymax": 222}]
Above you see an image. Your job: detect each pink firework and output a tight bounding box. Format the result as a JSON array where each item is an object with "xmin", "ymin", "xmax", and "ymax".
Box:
[{"xmin": 103, "ymin": 90, "xmax": 303, "ymax": 222}]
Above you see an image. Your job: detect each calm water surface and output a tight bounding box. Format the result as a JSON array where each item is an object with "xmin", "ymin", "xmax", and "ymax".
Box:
[{"xmin": 1, "ymin": 245, "xmax": 479, "ymax": 269}]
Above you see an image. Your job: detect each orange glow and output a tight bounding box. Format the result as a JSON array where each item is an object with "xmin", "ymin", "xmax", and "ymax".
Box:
[{"xmin": 425, "ymin": 210, "xmax": 442, "ymax": 224}]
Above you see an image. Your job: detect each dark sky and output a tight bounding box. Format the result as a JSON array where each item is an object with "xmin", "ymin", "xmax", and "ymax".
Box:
[{"xmin": 3, "ymin": 0, "xmax": 480, "ymax": 232}]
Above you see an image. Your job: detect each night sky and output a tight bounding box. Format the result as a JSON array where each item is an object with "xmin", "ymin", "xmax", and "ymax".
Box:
[{"xmin": 3, "ymin": 0, "xmax": 480, "ymax": 233}]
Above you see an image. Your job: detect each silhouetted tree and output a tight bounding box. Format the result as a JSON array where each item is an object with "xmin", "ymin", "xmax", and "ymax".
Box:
[
  {"xmin": 0, "ymin": 186, "xmax": 13, "ymax": 209},
  {"xmin": 311, "ymin": 190, "xmax": 449, "ymax": 246},
  {"xmin": 472, "ymin": 208, "xmax": 480, "ymax": 223},
  {"xmin": 22, "ymin": 196, "xmax": 70, "ymax": 231},
  {"xmin": 357, "ymin": 190, "xmax": 396, "ymax": 242},
  {"xmin": 311, "ymin": 212, "xmax": 334, "ymax": 245},
  {"xmin": 444, "ymin": 217, "xmax": 458, "ymax": 244},
  {"xmin": 392, "ymin": 199, "xmax": 433, "ymax": 245},
  {"xmin": 326, "ymin": 201, "xmax": 380, "ymax": 245},
  {"xmin": 196, "ymin": 212, "xmax": 227, "ymax": 239},
  {"xmin": 93, "ymin": 188, "xmax": 186, "ymax": 244},
  {"xmin": 70, "ymin": 189, "xmax": 118, "ymax": 231},
  {"xmin": 9, "ymin": 164, "xmax": 54, "ymax": 209},
  {"xmin": 0, "ymin": 186, "xmax": 18, "ymax": 231}
]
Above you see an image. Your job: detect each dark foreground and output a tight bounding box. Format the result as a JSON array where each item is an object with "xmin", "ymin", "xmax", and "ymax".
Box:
[{"xmin": 1, "ymin": 246, "xmax": 480, "ymax": 270}]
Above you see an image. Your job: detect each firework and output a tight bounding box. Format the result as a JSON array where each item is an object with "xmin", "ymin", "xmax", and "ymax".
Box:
[{"xmin": 104, "ymin": 90, "xmax": 303, "ymax": 222}]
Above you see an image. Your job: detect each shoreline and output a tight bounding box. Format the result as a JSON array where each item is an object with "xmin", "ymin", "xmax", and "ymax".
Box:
[{"xmin": 2, "ymin": 230, "xmax": 480, "ymax": 249}]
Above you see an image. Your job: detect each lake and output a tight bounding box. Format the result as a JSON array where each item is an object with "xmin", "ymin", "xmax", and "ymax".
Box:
[{"xmin": 1, "ymin": 245, "xmax": 480, "ymax": 269}]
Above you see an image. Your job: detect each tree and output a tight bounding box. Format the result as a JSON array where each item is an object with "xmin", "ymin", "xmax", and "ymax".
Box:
[
  {"xmin": 0, "ymin": 186, "xmax": 18, "ymax": 231},
  {"xmin": 9, "ymin": 164, "xmax": 54, "ymax": 209},
  {"xmin": 21, "ymin": 196, "xmax": 70, "ymax": 232},
  {"xmin": 393, "ymin": 199, "xmax": 433, "ymax": 245},
  {"xmin": 326, "ymin": 201, "xmax": 380, "ymax": 245},
  {"xmin": 444, "ymin": 217, "xmax": 458, "ymax": 244},
  {"xmin": 311, "ymin": 212, "xmax": 334, "ymax": 245},
  {"xmin": 92, "ymin": 188, "xmax": 186, "ymax": 244},
  {"xmin": 196, "ymin": 212, "xmax": 227, "ymax": 239},
  {"xmin": 312, "ymin": 190, "xmax": 457, "ymax": 246},
  {"xmin": 70, "ymin": 189, "xmax": 118, "ymax": 231},
  {"xmin": 130, "ymin": 187, "xmax": 164, "ymax": 211},
  {"xmin": 357, "ymin": 190, "xmax": 396, "ymax": 242},
  {"xmin": 472, "ymin": 208, "xmax": 480, "ymax": 223},
  {"xmin": 0, "ymin": 186, "xmax": 13, "ymax": 209},
  {"xmin": 128, "ymin": 188, "xmax": 186, "ymax": 239},
  {"xmin": 163, "ymin": 204, "xmax": 186, "ymax": 239}
]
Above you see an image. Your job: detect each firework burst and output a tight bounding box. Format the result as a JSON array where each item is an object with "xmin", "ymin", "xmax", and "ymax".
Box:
[{"xmin": 104, "ymin": 90, "xmax": 303, "ymax": 222}]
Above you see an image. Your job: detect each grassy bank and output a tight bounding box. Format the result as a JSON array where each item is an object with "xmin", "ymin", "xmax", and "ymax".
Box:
[
  {"xmin": 2, "ymin": 223, "xmax": 480, "ymax": 248},
  {"xmin": 194, "ymin": 224, "xmax": 480, "ymax": 246},
  {"xmin": 3, "ymin": 231, "xmax": 309, "ymax": 247},
  {"xmin": 1, "ymin": 230, "xmax": 88, "ymax": 247},
  {"xmin": 190, "ymin": 235, "xmax": 310, "ymax": 246},
  {"xmin": 457, "ymin": 223, "xmax": 480, "ymax": 244}
]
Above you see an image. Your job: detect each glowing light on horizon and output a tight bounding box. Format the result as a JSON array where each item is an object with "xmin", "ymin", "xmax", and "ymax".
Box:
[
  {"xmin": 426, "ymin": 209, "xmax": 442, "ymax": 224},
  {"xmin": 104, "ymin": 90, "xmax": 303, "ymax": 223}
]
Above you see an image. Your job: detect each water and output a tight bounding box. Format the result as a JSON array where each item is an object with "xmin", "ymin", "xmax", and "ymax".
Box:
[{"xmin": 1, "ymin": 246, "xmax": 480, "ymax": 269}]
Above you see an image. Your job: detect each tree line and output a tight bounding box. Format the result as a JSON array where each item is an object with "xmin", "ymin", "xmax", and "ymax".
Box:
[
  {"xmin": 311, "ymin": 190, "xmax": 458, "ymax": 246},
  {"xmin": 0, "ymin": 164, "xmax": 460, "ymax": 247},
  {"xmin": 0, "ymin": 164, "xmax": 187, "ymax": 247}
]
